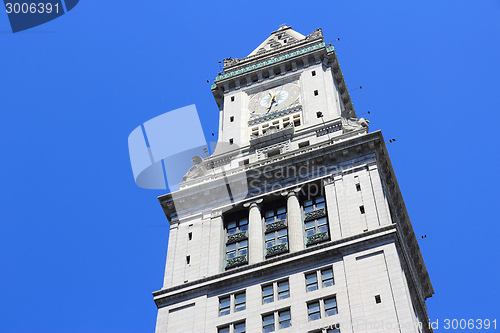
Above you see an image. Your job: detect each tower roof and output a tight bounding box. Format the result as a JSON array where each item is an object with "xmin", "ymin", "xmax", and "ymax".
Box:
[{"xmin": 248, "ymin": 25, "xmax": 306, "ymax": 57}]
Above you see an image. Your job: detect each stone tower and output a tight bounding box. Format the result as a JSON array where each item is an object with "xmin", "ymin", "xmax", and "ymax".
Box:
[{"xmin": 153, "ymin": 26, "xmax": 434, "ymax": 333}]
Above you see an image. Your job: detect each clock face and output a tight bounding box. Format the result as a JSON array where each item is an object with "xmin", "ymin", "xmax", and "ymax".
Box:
[{"xmin": 248, "ymin": 83, "xmax": 300, "ymax": 114}]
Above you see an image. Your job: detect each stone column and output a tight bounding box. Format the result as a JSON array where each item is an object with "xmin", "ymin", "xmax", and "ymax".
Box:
[
  {"xmin": 244, "ymin": 198, "xmax": 263, "ymax": 264},
  {"xmin": 283, "ymin": 189, "xmax": 303, "ymax": 252}
]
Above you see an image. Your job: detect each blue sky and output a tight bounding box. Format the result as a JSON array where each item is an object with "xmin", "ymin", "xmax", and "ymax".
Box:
[{"xmin": 1, "ymin": 1, "xmax": 499, "ymax": 332}]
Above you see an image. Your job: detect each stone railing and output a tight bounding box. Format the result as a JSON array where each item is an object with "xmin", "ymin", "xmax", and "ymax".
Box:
[
  {"xmin": 265, "ymin": 219, "xmax": 287, "ymax": 233},
  {"xmin": 306, "ymin": 231, "xmax": 330, "ymax": 246},
  {"xmin": 265, "ymin": 242, "xmax": 289, "ymax": 258},
  {"xmin": 225, "ymin": 254, "xmax": 248, "ymax": 270},
  {"xmin": 304, "ymin": 208, "xmax": 326, "ymax": 222},
  {"xmin": 226, "ymin": 230, "xmax": 248, "ymax": 245}
]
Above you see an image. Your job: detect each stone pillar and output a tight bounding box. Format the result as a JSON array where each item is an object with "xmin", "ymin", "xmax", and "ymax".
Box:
[
  {"xmin": 244, "ymin": 198, "xmax": 263, "ymax": 264},
  {"xmin": 283, "ymin": 189, "xmax": 303, "ymax": 252}
]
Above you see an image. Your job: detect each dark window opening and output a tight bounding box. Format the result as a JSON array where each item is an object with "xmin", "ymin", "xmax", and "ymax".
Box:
[
  {"xmin": 356, "ymin": 183, "xmax": 361, "ymax": 191},
  {"xmin": 298, "ymin": 141, "xmax": 310, "ymax": 148},
  {"xmin": 186, "ymin": 256, "xmax": 190, "ymax": 264},
  {"xmin": 268, "ymin": 149, "xmax": 280, "ymax": 158},
  {"xmin": 314, "ymin": 90, "xmax": 319, "ymax": 96},
  {"xmin": 188, "ymin": 232, "xmax": 192, "ymax": 240},
  {"xmin": 229, "ymin": 138, "xmax": 234, "ymax": 145},
  {"xmin": 312, "ymin": 71, "xmax": 316, "ymax": 76},
  {"xmin": 375, "ymin": 295, "xmax": 381, "ymax": 303},
  {"xmin": 230, "ymin": 116, "xmax": 234, "ymax": 122},
  {"xmin": 294, "ymin": 119, "xmax": 301, "ymax": 127},
  {"xmin": 231, "ymin": 96, "xmax": 235, "ymax": 102},
  {"xmin": 243, "ymin": 159, "xmax": 249, "ymax": 165},
  {"xmin": 359, "ymin": 205, "xmax": 365, "ymax": 214}
]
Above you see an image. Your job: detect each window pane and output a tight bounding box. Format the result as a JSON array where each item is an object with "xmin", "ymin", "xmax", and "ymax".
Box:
[
  {"xmin": 308, "ymin": 302, "xmax": 320, "ymax": 313},
  {"xmin": 228, "ymin": 222, "xmax": 237, "ymax": 234},
  {"xmin": 306, "ymin": 273, "xmax": 317, "ymax": 284},
  {"xmin": 239, "ymin": 218, "xmax": 248, "ymax": 226},
  {"xmin": 278, "ymin": 280, "xmax": 289, "ymax": 292},
  {"xmin": 322, "ymin": 268, "xmax": 333, "ymax": 279},
  {"xmin": 327, "ymin": 329, "xmax": 340, "ymax": 333},
  {"xmin": 239, "ymin": 240, "xmax": 248, "ymax": 248},
  {"xmin": 325, "ymin": 297, "xmax": 338, "ymax": 316},
  {"xmin": 263, "ymin": 315, "xmax": 275, "ymax": 332},
  {"xmin": 219, "ymin": 297, "xmax": 230, "ymax": 316},
  {"xmin": 277, "ymin": 229, "xmax": 287, "ymax": 237},
  {"xmin": 318, "ymin": 217, "xmax": 327, "ymax": 225},
  {"xmin": 263, "ymin": 285, "xmax": 274, "ymax": 304},
  {"xmin": 322, "ymin": 269, "xmax": 334, "ymax": 287},
  {"xmin": 235, "ymin": 293, "xmax": 246, "ymax": 312},
  {"xmin": 316, "ymin": 196, "xmax": 325, "ymax": 203},
  {"xmin": 278, "ymin": 280, "xmax": 290, "ymax": 299},
  {"xmin": 308, "ymin": 302, "xmax": 321, "ymax": 321},
  {"xmin": 279, "ymin": 310, "xmax": 290, "ymax": 321},
  {"xmin": 265, "ymin": 211, "xmax": 274, "ymax": 218},
  {"xmin": 234, "ymin": 322, "xmax": 246, "ymax": 333},
  {"xmin": 218, "ymin": 326, "xmax": 230, "ymax": 333},
  {"xmin": 305, "ymin": 221, "xmax": 315, "ymax": 229},
  {"xmin": 279, "ymin": 310, "xmax": 291, "ymax": 329},
  {"xmin": 226, "ymin": 243, "xmax": 235, "ymax": 252},
  {"xmin": 277, "ymin": 207, "xmax": 286, "ymax": 215},
  {"xmin": 239, "ymin": 248, "xmax": 248, "ymax": 255},
  {"xmin": 304, "ymin": 200, "xmax": 313, "ymax": 207},
  {"xmin": 319, "ymin": 225, "xmax": 329, "ymax": 233}
]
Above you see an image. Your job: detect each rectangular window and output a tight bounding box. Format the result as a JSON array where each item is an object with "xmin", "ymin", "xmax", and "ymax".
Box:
[
  {"xmin": 234, "ymin": 322, "xmax": 246, "ymax": 333},
  {"xmin": 279, "ymin": 309, "xmax": 291, "ymax": 329},
  {"xmin": 327, "ymin": 329, "xmax": 340, "ymax": 333},
  {"xmin": 278, "ymin": 280, "xmax": 290, "ymax": 300},
  {"xmin": 359, "ymin": 205, "xmax": 365, "ymax": 214},
  {"xmin": 312, "ymin": 70, "xmax": 316, "ymax": 76},
  {"xmin": 263, "ymin": 314, "xmax": 275, "ymax": 333},
  {"xmin": 231, "ymin": 96, "xmax": 235, "ymax": 102},
  {"xmin": 219, "ymin": 296, "xmax": 230, "ymax": 316},
  {"xmin": 314, "ymin": 90, "xmax": 319, "ymax": 96},
  {"xmin": 356, "ymin": 183, "xmax": 361, "ymax": 191},
  {"xmin": 188, "ymin": 232, "xmax": 192, "ymax": 240},
  {"xmin": 230, "ymin": 116, "xmax": 234, "ymax": 122},
  {"xmin": 304, "ymin": 196, "xmax": 325, "ymax": 213},
  {"xmin": 308, "ymin": 301, "xmax": 321, "ymax": 321},
  {"xmin": 262, "ymin": 285, "xmax": 274, "ymax": 304},
  {"xmin": 225, "ymin": 217, "xmax": 249, "ymax": 265},
  {"xmin": 235, "ymin": 292, "xmax": 246, "ymax": 312},
  {"xmin": 321, "ymin": 268, "xmax": 334, "ymax": 287},
  {"xmin": 229, "ymin": 138, "xmax": 234, "ymax": 145},
  {"xmin": 306, "ymin": 272, "xmax": 318, "ymax": 292},
  {"xmin": 265, "ymin": 206, "xmax": 286, "ymax": 224},
  {"xmin": 325, "ymin": 297, "xmax": 338, "ymax": 316}
]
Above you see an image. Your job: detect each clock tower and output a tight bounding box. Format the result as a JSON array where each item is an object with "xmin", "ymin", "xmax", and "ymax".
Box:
[{"xmin": 153, "ymin": 26, "xmax": 434, "ymax": 333}]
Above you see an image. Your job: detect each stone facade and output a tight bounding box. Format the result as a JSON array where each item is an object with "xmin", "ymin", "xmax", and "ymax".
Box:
[{"xmin": 153, "ymin": 26, "xmax": 433, "ymax": 333}]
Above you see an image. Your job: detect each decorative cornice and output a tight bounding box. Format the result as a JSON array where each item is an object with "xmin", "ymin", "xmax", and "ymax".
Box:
[
  {"xmin": 248, "ymin": 104, "xmax": 302, "ymax": 126},
  {"xmin": 215, "ymin": 42, "xmax": 326, "ymax": 82}
]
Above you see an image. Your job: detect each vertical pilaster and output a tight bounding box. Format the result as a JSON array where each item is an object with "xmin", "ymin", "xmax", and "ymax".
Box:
[
  {"xmin": 163, "ymin": 222, "xmax": 179, "ymax": 288},
  {"xmin": 207, "ymin": 210, "xmax": 223, "ymax": 276},
  {"xmin": 244, "ymin": 199, "xmax": 263, "ymax": 264},
  {"xmin": 323, "ymin": 177, "xmax": 342, "ymax": 241},
  {"xmin": 283, "ymin": 189, "xmax": 303, "ymax": 252}
]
